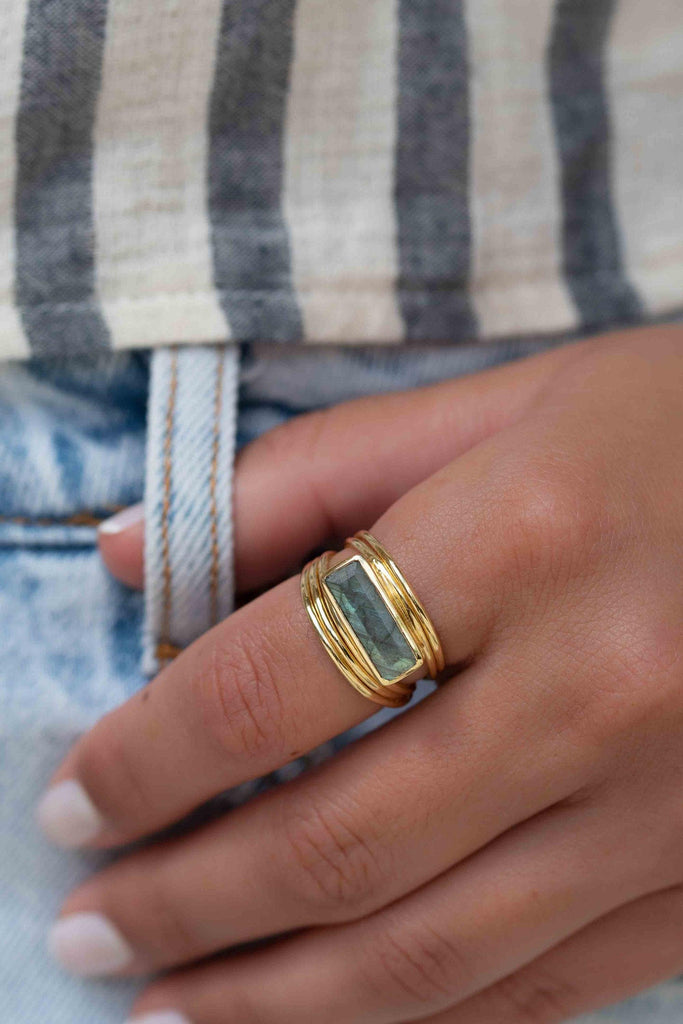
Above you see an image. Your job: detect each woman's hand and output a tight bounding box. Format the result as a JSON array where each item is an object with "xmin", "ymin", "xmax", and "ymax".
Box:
[{"xmin": 39, "ymin": 328, "xmax": 683, "ymax": 1024}]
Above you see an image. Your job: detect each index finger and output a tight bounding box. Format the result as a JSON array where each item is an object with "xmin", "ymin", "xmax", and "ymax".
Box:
[
  {"xmin": 37, "ymin": 454, "xmax": 501, "ymax": 849},
  {"xmin": 99, "ymin": 341, "xmax": 582, "ymax": 591},
  {"xmin": 38, "ymin": 575, "xmax": 368, "ymax": 849}
]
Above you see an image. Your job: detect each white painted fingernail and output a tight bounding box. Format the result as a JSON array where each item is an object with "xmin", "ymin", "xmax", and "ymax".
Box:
[
  {"xmin": 36, "ymin": 779, "xmax": 103, "ymax": 848},
  {"xmin": 98, "ymin": 502, "xmax": 144, "ymax": 536},
  {"xmin": 49, "ymin": 913, "xmax": 133, "ymax": 976},
  {"xmin": 126, "ymin": 1014, "xmax": 193, "ymax": 1024}
]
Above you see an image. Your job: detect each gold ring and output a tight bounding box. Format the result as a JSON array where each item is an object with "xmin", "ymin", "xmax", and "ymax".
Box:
[{"xmin": 301, "ymin": 531, "xmax": 445, "ymax": 708}]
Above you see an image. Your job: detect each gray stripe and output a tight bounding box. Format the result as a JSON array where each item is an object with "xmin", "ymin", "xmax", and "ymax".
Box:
[
  {"xmin": 209, "ymin": 0, "xmax": 302, "ymax": 342},
  {"xmin": 549, "ymin": 0, "xmax": 642, "ymax": 329},
  {"xmin": 395, "ymin": 0, "xmax": 477, "ymax": 343},
  {"xmin": 15, "ymin": 0, "xmax": 110, "ymax": 357}
]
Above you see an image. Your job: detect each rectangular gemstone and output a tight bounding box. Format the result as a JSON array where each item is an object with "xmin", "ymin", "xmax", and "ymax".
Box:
[{"xmin": 324, "ymin": 559, "xmax": 418, "ymax": 681}]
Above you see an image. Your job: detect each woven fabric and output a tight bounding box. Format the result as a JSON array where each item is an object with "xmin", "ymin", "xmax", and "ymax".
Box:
[{"xmin": 0, "ymin": 0, "xmax": 681, "ymax": 358}]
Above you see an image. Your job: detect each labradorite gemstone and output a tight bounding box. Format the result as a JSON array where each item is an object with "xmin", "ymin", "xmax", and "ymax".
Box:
[{"xmin": 325, "ymin": 560, "xmax": 417, "ymax": 681}]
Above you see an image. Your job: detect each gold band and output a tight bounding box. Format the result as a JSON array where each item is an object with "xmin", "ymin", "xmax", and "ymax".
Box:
[{"xmin": 301, "ymin": 531, "xmax": 445, "ymax": 708}]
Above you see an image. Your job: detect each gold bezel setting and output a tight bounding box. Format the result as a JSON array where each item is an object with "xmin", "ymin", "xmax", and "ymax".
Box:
[
  {"xmin": 301, "ymin": 531, "xmax": 445, "ymax": 708},
  {"xmin": 322, "ymin": 554, "xmax": 424, "ymax": 687}
]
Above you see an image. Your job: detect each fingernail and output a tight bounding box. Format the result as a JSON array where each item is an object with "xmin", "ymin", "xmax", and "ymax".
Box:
[
  {"xmin": 126, "ymin": 1014, "xmax": 193, "ymax": 1024},
  {"xmin": 98, "ymin": 502, "xmax": 144, "ymax": 536},
  {"xmin": 49, "ymin": 913, "xmax": 133, "ymax": 976},
  {"xmin": 36, "ymin": 779, "xmax": 103, "ymax": 848}
]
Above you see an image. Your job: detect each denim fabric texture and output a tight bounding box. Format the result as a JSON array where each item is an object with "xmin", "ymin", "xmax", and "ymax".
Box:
[
  {"xmin": 0, "ymin": 341, "xmax": 682, "ymax": 1022},
  {"xmin": 0, "ymin": 354, "xmax": 147, "ymax": 1022},
  {"xmin": 143, "ymin": 346, "xmax": 239, "ymax": 676}
]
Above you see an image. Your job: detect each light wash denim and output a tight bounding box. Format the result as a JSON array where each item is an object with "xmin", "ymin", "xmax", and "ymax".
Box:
[
  {"xmin": 0, "ymin": 342, "xmax": 681, "ymax": 1023},
  {"xmin": 143, "ymin": 347, "xmax": 239, "ymax": 676}
]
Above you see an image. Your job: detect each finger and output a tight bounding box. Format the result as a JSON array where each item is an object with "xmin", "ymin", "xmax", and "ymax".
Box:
[
  {"xmin": 40, "ymin": 405, "xmax": 524, "ymax": 850},
  {"xmin": 98, "ymin": 341, "xmax": 585, "ymax": 591},
  {"xmin": 420, "ymin": 885, "xmax": 683, "ymax": 1024},
  {"xmin": 125, "ymin": 795, "xmax": 667, "ymax": 1023},
  {"xmin": 97, "ymin": 502, "xmax": 145, "ymax": 588},
  {"xmin": 40, "ymin": 342, "xmax": 598, "ymax": 850},
  {"xmin": 38, "ymin": 575, "xmax": 371, "ymax": 847},
  {"xmin": 52, "ymin": 642, "xmax": 595, "ymax": 974}
]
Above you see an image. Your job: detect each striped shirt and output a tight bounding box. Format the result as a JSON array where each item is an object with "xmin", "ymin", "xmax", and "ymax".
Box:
[{"xmin": 0, "ymin": 0, "xmax": 681, "ymax": 360}]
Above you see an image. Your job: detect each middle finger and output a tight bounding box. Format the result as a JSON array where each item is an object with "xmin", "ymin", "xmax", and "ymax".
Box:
[{"xmin": 54, "ymin": 638, "xmax": 595, "ymax": 976}]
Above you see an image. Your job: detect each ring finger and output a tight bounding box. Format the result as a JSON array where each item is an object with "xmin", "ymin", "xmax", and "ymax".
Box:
[
  {"xmin": 421, "ymin": 884, "xmax": 683, "ymax": 1024},
  {"xmin": 52, "ymin": 635, "xmax": 595, "ymax": 976},
  {"xmin": 125, "ymin": 792, "xmax": 667, "ymax": 1024}
]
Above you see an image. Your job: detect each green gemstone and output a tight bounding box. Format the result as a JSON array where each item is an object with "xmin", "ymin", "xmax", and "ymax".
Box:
[{"xmin": 325, "ymin": 559, "xmax": 417, "ymax": 681}]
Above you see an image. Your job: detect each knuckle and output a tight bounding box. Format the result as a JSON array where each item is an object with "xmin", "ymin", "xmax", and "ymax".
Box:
[
  {"xmin": 610, "ymin": 608, "xmax": 681, "ymax": 696},
  {"xmin": 366, "ymin": 920, "xmax": 473, "ymax": 1008},
  {"xmin": 77, "ymin": 719, "xmax": 156, "ymax": 828},
  {"xmin": 134, "ymin": 864, "xmax": 199, "ymax": 961},
  {"xmin": 573, "ymin": 602, "xmax": 683, "ymax": 747},
  {"xmin": 194, "ymin": 630, "xmax": 288, "ymax": 762},
  {"xmin": 496, "ymin": 462, "xmax": 603, "ymax": 591},
  {"xmin": 252, "ymin": 408, "xmax": 336, "ymax": 505},
  {"xmin": 492, "ymin": 965, "xmax": 579, "ymax": 1024},
  {"xmin": 261, "ymin": 408, "xmax": 343, "ymax": 535},
  {"xmin": 254, "ymin": 408, "xmax": 328, "ymax": 464},
  {"xmin": 280, "ymin": 795, "xmax": 383, "ymax": 918}
]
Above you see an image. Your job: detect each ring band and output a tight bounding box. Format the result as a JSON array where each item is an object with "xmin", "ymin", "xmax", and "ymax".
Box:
[{"xmin": 301, "ymin": 531, "xmax": 445, "ymax": 708}]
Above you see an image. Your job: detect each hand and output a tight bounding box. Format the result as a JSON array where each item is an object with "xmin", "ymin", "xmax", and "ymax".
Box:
[{"xmin": 39, "ymin": 328, "xmax": 683, "ymax": 1024}]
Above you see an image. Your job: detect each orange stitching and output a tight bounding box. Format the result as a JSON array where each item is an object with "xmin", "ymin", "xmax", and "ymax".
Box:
[
  {"xmin": 209, "ymin": 350, "xmax": 224, "ymax": 627},
  {"xmin": 155, "ymin": 641, "xmax": 182, "ymax": 663},
  {"xmin": 0, "ymin": 507, "xmax": 125, "ymax": 527},
  {"xmin": 159, "ymin": 351, "xmax": 178, "ymax": 661}
]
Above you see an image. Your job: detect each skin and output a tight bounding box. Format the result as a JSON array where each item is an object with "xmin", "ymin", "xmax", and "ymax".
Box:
[{"xmin": 47, "ymin": 326, "xmax": 683, "ymax": 1023}]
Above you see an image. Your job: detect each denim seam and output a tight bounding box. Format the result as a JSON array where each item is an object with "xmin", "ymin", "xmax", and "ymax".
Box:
[
  {"xmin": 0, "ymin": 509, "xmax": 124, "ymax": 527},
  {"xmin": 143, "ymin": 345, "xmax": 239, "ymax": 676},
  {"xmin": 209, "ymin": 354, "xmax": 224, "ymax": 628},
  {"xmin": 159, "ymin": 349, "xmax": 178, "ymax": 666}
]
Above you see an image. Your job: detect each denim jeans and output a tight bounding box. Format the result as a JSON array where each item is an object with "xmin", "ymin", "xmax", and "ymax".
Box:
[{"xmin": 0, "ymin": 342, "xmax": 680, "ymax": 1023}]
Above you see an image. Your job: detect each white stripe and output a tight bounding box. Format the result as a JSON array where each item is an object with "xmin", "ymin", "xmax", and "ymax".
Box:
[
  {"xmin": 0, "ymin": 0, "xmax": 30, "ymax": 359},
  {"xmin": 466, "ymin": 0, "xmax": 577, "ymax": 339},
  {"xmin": 283, "ymin": 0, "xmax": 403, "ymax": 343},
  {"xmin": 93, "ymin": 0, "xmax": 229, "ymax": 349},
  {"xmin": 608, "ymin": 1, "xmax": 683, "ymax": 316}
]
